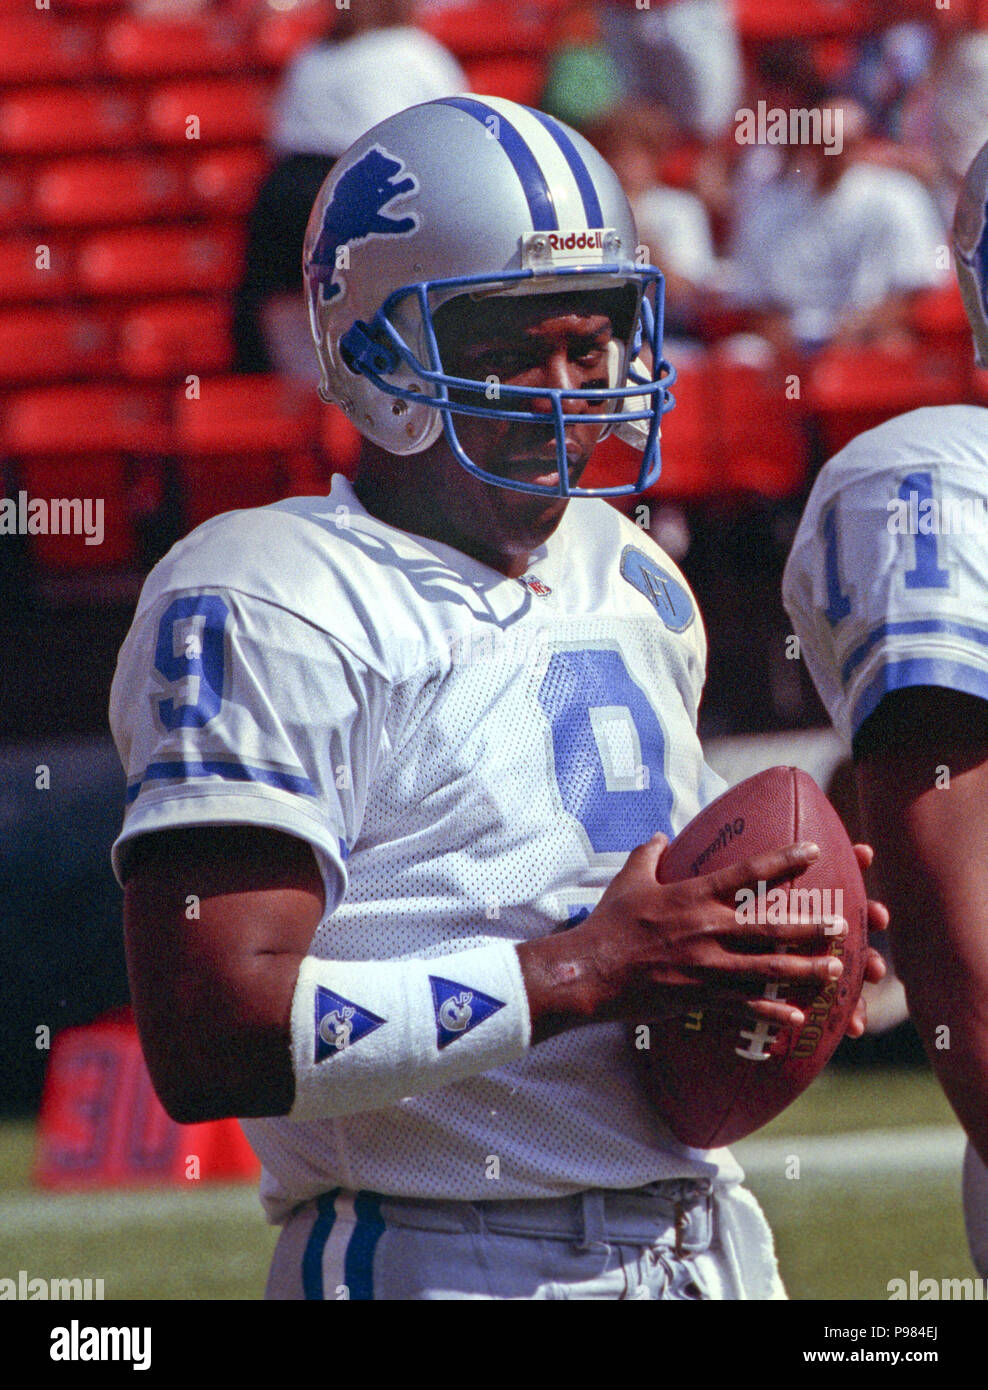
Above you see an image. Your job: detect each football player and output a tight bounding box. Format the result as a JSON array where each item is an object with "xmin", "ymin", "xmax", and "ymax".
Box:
[
  {"xmin": 783, "ymin": 136, "xmax": 988, "ymax": 1278},
  {"xmin": 111, "ymin": 97, "xmax": 884, "ymax": 1301}
]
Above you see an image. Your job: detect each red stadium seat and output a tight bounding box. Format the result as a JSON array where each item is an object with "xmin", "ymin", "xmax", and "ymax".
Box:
[
  {"xmin": 189, "ymin": 147, "xmax": 270, "ymax": 215},
  {"xmin": 34, "ymin": 155, "xmax": 188, "ymax": 228},
  {"xmin": 178, "ymin": 453, "xmax": 292, "ymax": 529},
  {"xmin": 174, "ymin": 374, "xmax": 319, "ymax": 452},
  {"xmin": 732, "ymin": 0, "xmax": 868, "ymax": 39},
  {"xmin": 145, "ymin": 79, "xmax": 274, "ymax": 146},
  {"xmin": 319, "ymin": 404, "xmax": 362, "ymax": 479},
  {"xmin": 3, "ymin": 384, "xmax": 170, "ymax": 453},
  {"xmin": 118, "ymin": 297, "xmax": 233, "ymax": 378},
  {"xmin": 0, "ymin": 309, "xmax": 114, "ymax": 383},
  {"xmin": 909, "ymin": 283, "xmax": 973, "ymax": 341},
  {"xmin": 252, "ymin": 3, "xmax": 335, "ymax": 68},
  {"xmin": 708, "ymin": 355, "xmax": 807, "ymax": 498},
  {"xmin": 0, "ymin": 89, "xmax": 141, "ymax": 155},
  {"xmin": 16, "ymin": 455, "xmax": 135, "ymax": 569},
  {"xmin": 807, "ymin": 343, "xmax": 965, "ymax": 455},
  {"xmin": 75, "ymin": 223, "xmax": 244, "ymax": 296},
  {"xmin": 175, "ymin": 375, "xmax": 322, "ymax": 526},
  {"xmin": 0, "ymin": 17, "xmax": 97, "ymax": 84},
  {"xmin": 0, "ymin": 236, "xmax": 72, "ymax": 301},
  {"xmin": 968, "ymin": 369, "xmax": 988, "ymax": 405},
  {"xmin": 462, "ymin": 55, "xmax": 546, "ymax": 106},
  {"xmin": 580, "ymin": 360, "xmax": 715, "ymax": 501},
  {"xmin": 420, "ymin": 1, "xmax": 562, "ymax": 57},
  {"xmin": 101, "ymin": 16, "xmax": 246, "ymax": 78},
  {"xmin": 0, "ymin": 168, "xmax": 29, "ymax": 231},
  {"xmin": 649, "ymin": 359, "xmax": 717, "ymax": 499}
]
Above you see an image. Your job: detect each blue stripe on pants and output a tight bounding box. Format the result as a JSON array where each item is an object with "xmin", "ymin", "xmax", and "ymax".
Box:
[
  {"xmin": 302, "ymin": 1188, "xmax": 341, "ymax": 1300},
  {"xmin": 344, "ymin": 1191, "xmax": 386, "ymax": 1301}
]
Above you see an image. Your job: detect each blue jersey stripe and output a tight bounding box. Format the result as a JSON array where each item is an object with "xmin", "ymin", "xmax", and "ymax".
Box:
[
  {"xmin": 126, "ymin": 759, "xmax": 317, "ymax": 803},
  {"xmin": 841, "ymin": 618, "xmax": 988, "ymax": 686},
  {"xmin": 851, "ymin": 657, "xmax": 988, "ymax": 735},
  {"xmin": 530, "ymin": 109, "xmax": 603, "ymax": 227},
  {"xmin": 344, "ymin": 1191, "xmax": 386, "ymax": 1301},
  {"xmin": 302, "ymin": 1190, "xmax": 341, "ymax": 1301},
  {"xmin": 437, "ymin": 97, "xmax": 557, "ymax": 230}
]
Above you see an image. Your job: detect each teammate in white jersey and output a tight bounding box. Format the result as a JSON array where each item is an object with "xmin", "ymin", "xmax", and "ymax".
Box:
[
  {"xmin": 111, "ymin": 97, "xmax": 884, "ymax": 1300},
  {"xmin": 783, "ymin": 137, "xmax": 988, "ymax": 1278}
]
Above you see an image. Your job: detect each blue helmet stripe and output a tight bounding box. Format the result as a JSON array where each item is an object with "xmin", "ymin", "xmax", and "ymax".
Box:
[
  {"xmin": 530, "ymin": 110, "xmax": 604, "ymax": 228},
  {"xmin": 437, "ymin": 96, "xmax": 557, "ymax": 231}
]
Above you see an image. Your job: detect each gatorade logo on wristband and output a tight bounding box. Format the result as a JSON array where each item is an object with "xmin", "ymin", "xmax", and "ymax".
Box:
[
  {"xmin": 430, "ymin": 975, "xmax": 506, "ymax": 1050},
  {"xmin": 314, "ymin": 986, "xmax": 385, "ymax": 1062}
]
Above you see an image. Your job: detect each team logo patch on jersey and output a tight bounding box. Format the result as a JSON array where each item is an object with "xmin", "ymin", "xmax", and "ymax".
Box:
[
  {"xmin": 313, "ymin": 986, "xmax": 385, "ymax": 1062},
  {"xmin": 519, "ymin": 574, "xmax": 552, "ymax": 597},
  {"xmin": 308, "ymin": 146, "xmax": 419, "ymax": 305},
  {"xmin": 620, "ymin": 546, "xmax": 694, "ymax": 633},
  {"xmin": 429, "ymin": 975, "xmax": 505, "ymax": 1050}
]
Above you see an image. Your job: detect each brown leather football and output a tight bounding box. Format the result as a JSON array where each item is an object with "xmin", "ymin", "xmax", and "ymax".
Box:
[{"xmin": 630, "ymin": 765, "xmax": 868, "ymax": 1148}]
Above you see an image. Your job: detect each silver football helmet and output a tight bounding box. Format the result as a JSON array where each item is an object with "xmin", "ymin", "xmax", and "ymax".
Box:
[
  {"xmin": 303, "ymin": 95, "xmax": 675, "ymax": 497},
  {"xmin": 954, "ymin": 135, "xmax": 988, "ymax": 368}
]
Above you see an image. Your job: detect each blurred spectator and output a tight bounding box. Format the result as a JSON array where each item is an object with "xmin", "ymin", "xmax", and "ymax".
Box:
[
  {"xmin": 597, "ymin": 0, "xmax": 742, "ymax": 142},
  {"xmin": 233, "ymin": 0, "xmax": 465, "ymax": 381},
  {"xmin": 588, "ymin": 101, "xmax": 721, "ymax": 339},
  {"xmin": 726, "ymin": 96, "xmax": 948, "ymax": 356},
  {"xmin": 849, "ymin": 22, "xmax": 934, "ymax": 139},
  {"xmin": 540, "ymin": 2, "xmax": 622, "ymax": 131},
  {"xmin": 929, "ymin": 32, "xmax": 988, "ymax": 224}
]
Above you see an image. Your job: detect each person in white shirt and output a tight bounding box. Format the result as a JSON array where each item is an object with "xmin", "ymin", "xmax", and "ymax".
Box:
[
  {"xmin": 728, "ymin": 96, "xmax": 948, "ymax": 354},
  {"xmin": 233, "ymin": 0, "xmax": 466, "ymax": 381}
]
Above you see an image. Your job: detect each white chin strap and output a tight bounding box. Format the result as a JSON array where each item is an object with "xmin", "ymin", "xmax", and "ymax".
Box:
[{"xmin": 612, "ymin": 352, "xmax": 656, "ymax": 451}]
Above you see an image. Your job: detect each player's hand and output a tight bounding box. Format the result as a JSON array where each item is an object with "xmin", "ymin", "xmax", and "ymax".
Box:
[
  {"xmin": 844, "ymin": 842, "xmax": 889, "ymax": 1039},
  {"xmin": 569, "ymin": 833, "xmax": 847, "ymax": 1029}
]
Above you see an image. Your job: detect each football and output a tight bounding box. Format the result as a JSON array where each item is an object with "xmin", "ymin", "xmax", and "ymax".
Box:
[{"xmin": 630, "ymin": 765, "xmax": 868, "ymax": 1148}]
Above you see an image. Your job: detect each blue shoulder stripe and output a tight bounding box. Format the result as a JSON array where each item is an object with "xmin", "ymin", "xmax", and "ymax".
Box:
[
  {"xmin": 842, "ymin": 618, "xmax": 988, "ymax": 686},
  {"xmin": 126, "ymin": 759, "xmax": 317, "ymax": 804},
  {"xmin": 851, "ymin": 657, "xmax": 988, "ymax": 735}
]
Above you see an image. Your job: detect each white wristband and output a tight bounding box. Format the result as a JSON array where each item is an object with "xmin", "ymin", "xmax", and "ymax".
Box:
[{"xmin": 288, "ymin": 941, "xmax": 532, "ymax": 1122}]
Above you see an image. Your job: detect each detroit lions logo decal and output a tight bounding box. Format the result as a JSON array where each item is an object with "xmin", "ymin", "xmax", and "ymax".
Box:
[{"xmin": 307, "ymin": 146, "xmax": 419, "ymax": 305}]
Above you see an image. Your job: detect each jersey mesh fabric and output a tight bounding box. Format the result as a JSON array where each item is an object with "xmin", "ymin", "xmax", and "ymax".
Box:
[
  {"xmin": 111, "ymin": 476, "xmax": 742, "ymax": 1216},
  {"xmin": 784, "ymin": 405, "xmax": 988, "ymax": 745}
]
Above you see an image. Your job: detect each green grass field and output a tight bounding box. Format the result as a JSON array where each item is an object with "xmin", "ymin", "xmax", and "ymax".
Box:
[{"xmin": 0, "ymin": 1066, "xmax": 972, "ymax": 1300}]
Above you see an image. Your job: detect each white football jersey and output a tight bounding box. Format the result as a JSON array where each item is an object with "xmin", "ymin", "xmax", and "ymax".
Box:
[
  {"xmin": 110, "ymin": 475, "xmax": 742, "ymax": 1217},
  {"xmin": 783, "ymin": 405, "xmax": 988, "ymax": 746}
]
